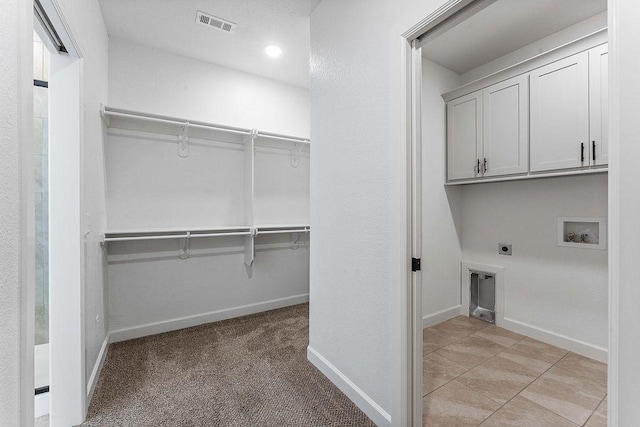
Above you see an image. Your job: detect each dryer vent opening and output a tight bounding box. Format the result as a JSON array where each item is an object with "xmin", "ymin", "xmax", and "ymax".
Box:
[{"xmin": 470, "ymin": 272, "xmax": 495, "ymax": 323}]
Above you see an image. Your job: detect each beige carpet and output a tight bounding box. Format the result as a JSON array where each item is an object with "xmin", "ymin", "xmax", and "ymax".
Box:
[{"xmin": 82, "ymin": 304, "xmax": 374, "ymax": 427}]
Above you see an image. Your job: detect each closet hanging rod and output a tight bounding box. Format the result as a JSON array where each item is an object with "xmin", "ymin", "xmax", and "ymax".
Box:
[
  {"xmin": 256, "ymin": 131, "xmax": 310, "ymax": 144},
  {"xmin": 101, "ymin": 106, "xmax": 253, "ymax": 136},
  {"xmin": 103, "ymin": 231, "xmax": 252, "ymax": 243},
  {"xmin": 101, "ymin": 106, "xmax": 311, "ymax": 143},
  {"xmin": 255, "ymin": 228, "xmax": 310, "ymax": 236}
]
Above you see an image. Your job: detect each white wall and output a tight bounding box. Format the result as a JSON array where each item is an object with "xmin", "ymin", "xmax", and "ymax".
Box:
[
  {"xmin": 309, "ymin": 0, "xmax": 450, "ymax": 424},
  {"xmin": 105, "ymin": 38, "xmax": 311, "ymax": 339},
  {"xmin": 107, "ymin": 236, "xmax": 309, "ymax": 336},
  {"xmin": 309, "ymin": 3, "xmax": 392, "ymax": 423},
  {"xmin": 460, "ymin": 175, "xmax": 608, "ymax": 352},
  {"xmin": 421, "ymin": 58, "xmax": 463, "ymax": 324},
  {"xmin": 0, "ymin": 0, "xmax": 33, "ymax": 424},
  {"xmin": 105, "ymin": 130, "xmax": 311, "ymax": 231},
  {"xmin": 105, "ymin": 130, "xmax": 247, "ymax": 230},
  {"xmin": 610, "ymin": 0, "xmax": 640, "ymax": 423},
  {"xmin": 108, "ymin": 38, "xmax": 310, "ymax": 139},
  {"xmin": 254, "ymin": 141, "xmax": 311, "ymax": 225}
]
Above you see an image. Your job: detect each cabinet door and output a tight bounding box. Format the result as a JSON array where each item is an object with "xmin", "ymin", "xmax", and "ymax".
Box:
[
  {"xmin": 447, "ymin": 90, "xmax": 482, "ymax": 181},
  {"xmin": 482, "ymin": 74, "xmax": 529, "ymax": 177},
  {"xmin": 589, "ymin": 44, "xmax": 608, "ymax": 166},
  {"xmin": 530, "ymin": 52, "xmax": 589, "ymax": 172}
]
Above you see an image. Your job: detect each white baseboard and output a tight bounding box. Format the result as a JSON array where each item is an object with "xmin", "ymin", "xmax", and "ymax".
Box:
[
  {"xmin": 422, "ymin": 305, "xmax": 463, "ymax": 328},
  {"xmin": 87, "ymin": 335, "xmax": 110, "ymax": 405},
  {"xmin": 109, "ymin": 294, "xmax": 310, "ymax": 343},
  {"xmin": 501, "ymin": 317, "xmax": 608, "ymax": 363},
  {"xmin": 34, "ymin": 392, "xmax": 49, "ymax": 418},
  {"xmin": 307, "ymin": 346, "xmax": 391, "ymax": 427}
]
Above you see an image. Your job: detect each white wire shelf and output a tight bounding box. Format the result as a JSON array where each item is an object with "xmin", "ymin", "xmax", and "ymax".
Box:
[
  {"xmin": 102, "ymin": 224, "xmax": 310, "ymax": 243},
  {"xmin": 254, "ymin": 224, "xmax": 310, "ymax": 236},
  {"xmin": 255, "ymin": 131, "xmax": 310, "ymax": 145},
  {"xmin": 103, "ymin": 226, "xmax": 253, "ymax": 243},
  {"xmin": 101, "ymin": 106, "xmax": 251, "ymax": 136},
  {"xmin": 101, "ymin": 105, "xmax": 310, "ymax": 145}
]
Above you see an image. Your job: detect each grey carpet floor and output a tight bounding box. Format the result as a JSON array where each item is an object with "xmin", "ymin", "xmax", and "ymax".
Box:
[{"xmin": 82, "ymin": 304, "xmax": 375, "ymax": 427}]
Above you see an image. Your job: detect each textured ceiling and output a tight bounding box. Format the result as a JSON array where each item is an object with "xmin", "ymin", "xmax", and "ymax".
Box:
[
  {"xmin": 98, "ymin": 0, "xmax": 321, "ymax": 88},
  {"xmin": 422, "ymin": 0, "xmax": 607, "ymax": 74}
]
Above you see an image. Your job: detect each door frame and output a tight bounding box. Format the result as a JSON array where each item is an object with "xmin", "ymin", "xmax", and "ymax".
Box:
[
  {"xmin": 400, "ymin": 0, "xmax": 620, "ymax": 425},
  {"xmin": 24, "ymin": 1, "xmax": 86, "ymax": 425},
  {"xmin": 400, "ymin": 2, "xmax": 482, "ymax": 424}
]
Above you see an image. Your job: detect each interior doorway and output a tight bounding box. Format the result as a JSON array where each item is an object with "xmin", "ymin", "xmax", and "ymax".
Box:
[{"xmin": 407, "ymin": 1, "xmax": 610, "ymax": 425}]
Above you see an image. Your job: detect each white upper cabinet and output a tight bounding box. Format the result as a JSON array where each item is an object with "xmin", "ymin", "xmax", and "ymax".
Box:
[
  {"xmin": 444, "ymin": 36, "xmax": 608, "ymax": 184},
  {"xmin": 446, "ymin": 75, "xmax": 528, "ymax": 181},
  {"xmin": 530, "ymin": 51, "xmax": 590, "ymax": 172},
  {"xmin": 447, "ymin": 90, "xmax": 482, "ymax": 181},
  {"xmin": 589, "ymin": 44, "xmax": 609, "ymax": 166},
  {"xmin": 482, "ymin": 74, "xmax": 529, "ymax": 177}
]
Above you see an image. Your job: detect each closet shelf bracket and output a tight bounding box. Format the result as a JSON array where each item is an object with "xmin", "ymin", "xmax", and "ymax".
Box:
[
  {"xmin": 179, "ymin": 232, "xmax": 191, "ymax": 259},
  {"xmin": 291, "ymin": 141, "xmax": 302, "ymax": 168},
  {"xmin": 244, "ymin": 230, "xmax": 255, "ymax": 267},
  {"xmin": 99, "ymin": 104, "xmax": 110, "ymax": 127},
  {"xmin": 291, "ymin": 228, "xmax": 309, "ymax": 250},
  {"xmin": 179, "ymin": 122, "xmax": 190, "ymax": 158}
]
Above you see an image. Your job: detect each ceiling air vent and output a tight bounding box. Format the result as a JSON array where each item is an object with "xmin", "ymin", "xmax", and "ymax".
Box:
[{"xmin": 195, "ymin": 11, "xmax": 237, "ymax": 34}]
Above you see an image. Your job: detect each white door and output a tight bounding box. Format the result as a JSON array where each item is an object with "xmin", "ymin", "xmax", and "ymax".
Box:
[
  {"xmin": 482, "ymin": 74, "xmax": 529, "ymax": 177},
  {"xmin": 530, "ymin": 52, "xmax": 589, "ymax": 172},
  {"xmin": 447, "ymin": 90, "xmax": 482, "ymax": 180},
  {"xmin": 589, "ymin": 44, "xmax": 609, "ymax": 166}
]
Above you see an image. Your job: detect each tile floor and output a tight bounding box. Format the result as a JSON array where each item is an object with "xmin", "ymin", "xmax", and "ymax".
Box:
[{"xmin": 423, "ymin": 316, "xmax": 607, "ymax": 427}]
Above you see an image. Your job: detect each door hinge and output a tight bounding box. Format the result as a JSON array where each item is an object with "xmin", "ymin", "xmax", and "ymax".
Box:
[{"xmin": 412, "ymin": 257, "xmax": 421, "ymax": 272}]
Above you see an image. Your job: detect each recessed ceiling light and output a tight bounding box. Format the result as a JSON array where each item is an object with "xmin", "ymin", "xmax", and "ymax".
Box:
[{"xmin": 264, "ymin": 44, "xmax": 283, "ymax": 58}]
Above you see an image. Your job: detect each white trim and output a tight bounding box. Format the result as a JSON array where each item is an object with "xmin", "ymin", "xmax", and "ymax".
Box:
[
  {"xmin": 402, "ymin": 0, "xmax": 479, "ymax": 40},
  {"xmin": 86, "ymin": 336, "xmax": 109, "ymax": 405},
  {"xmin": 109, "ymin": 294, "xmax": 309, "ymax": 343},
  {"xmin": 607, "ymin": 0, "xmax": 620, "ymax": 424},
  {"xmin": 389, "ymin": 33, "xmax": 413, "ymax": 427},
  {"xmin": 37, "ymin": 0, "xmax": 82, "ymax": 58},
  {"xmin": 306, "ymin": 346, "xmax": 391, "ymax": 427},
  {"xmin": 461, "ymin": 261, "xmax": 505, "ymax": 326},
  {"xmin": 409, "ymin": 40, "xmax": 423, "ymax": 427},
  {"xmin": 501, "ymin": 317, "xmax": 608, "ymax": 363},
  {"xmin": 34, "ymin": 393, "xmax": 50, "ymax": 419},
  {"xmin": 422, "ymin": 305, "xmax": 463, "ymax": 328},
  {"xmin": 445, "ymin": 167, "xmax": 607, "ymax": 185},
  {"xmin": 49, "ymin": 52, "xmax": 86, "ymax": 426}
]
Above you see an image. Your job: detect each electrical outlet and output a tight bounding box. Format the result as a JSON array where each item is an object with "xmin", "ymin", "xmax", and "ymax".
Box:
[{"xmin": 499, "ymin": 243, "xmax": 512, "ymax": 256}]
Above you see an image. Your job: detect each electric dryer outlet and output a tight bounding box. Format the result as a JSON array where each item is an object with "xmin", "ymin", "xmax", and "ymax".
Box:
[{"xmin": 499, "ymin": 243, "xmax": 512, "ymax": 255}]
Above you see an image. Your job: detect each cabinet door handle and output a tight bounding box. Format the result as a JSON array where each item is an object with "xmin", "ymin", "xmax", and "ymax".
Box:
[
  {"xmin": 592, "ymin": 141, "xmax": 596, "ymax": 162},
  {"xmin": 476, "ymin": 159, "xmax": 480, "ymax": 175},
  {"xmin": 581, "ymin": 143, "xmax": 585, "ymax": 162},
  {"xmin": 483, "ymin": 158, "xmax": 488, "ymax": 173}
]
